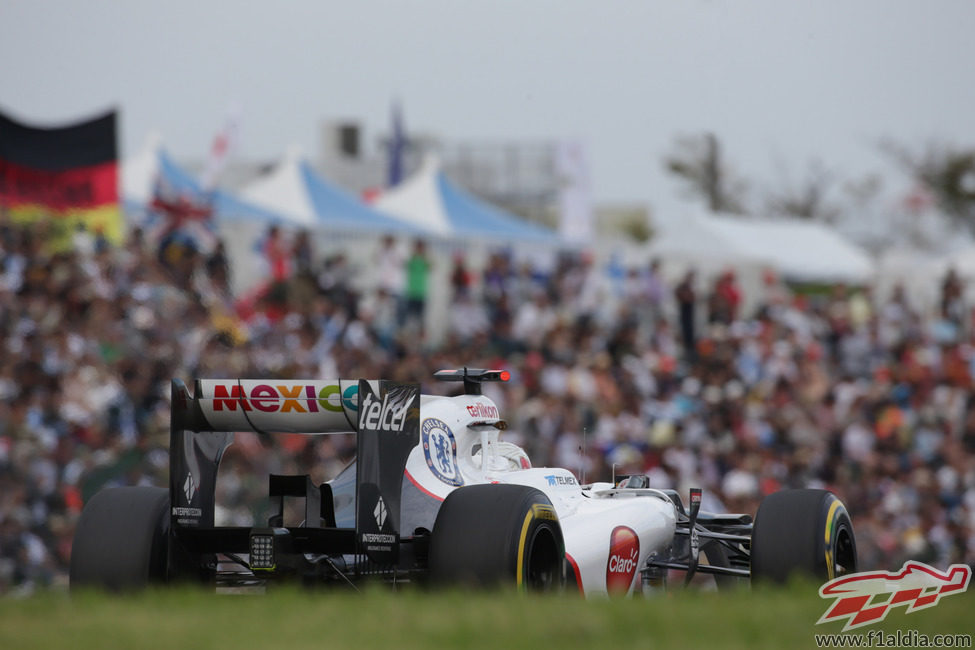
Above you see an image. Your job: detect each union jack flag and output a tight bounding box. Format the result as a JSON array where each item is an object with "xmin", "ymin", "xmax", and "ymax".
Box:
[{"xmin": 144, "ymin": 176, "xmax": 217, "ymax": 255}]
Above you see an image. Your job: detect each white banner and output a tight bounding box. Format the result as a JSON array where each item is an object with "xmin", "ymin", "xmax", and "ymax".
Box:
[{"xmin": 556, "ymin": 140, "xmax": 594, "ymax": 244}]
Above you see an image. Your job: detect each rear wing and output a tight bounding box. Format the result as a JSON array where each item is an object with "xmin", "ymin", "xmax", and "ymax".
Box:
[
  {"xmin": 172, "ymin": 378, "xmax": 372, "ymax": 434},
  {"xmin": 169, "ymin": 378, "xmax": 420, "ymax": 565}
]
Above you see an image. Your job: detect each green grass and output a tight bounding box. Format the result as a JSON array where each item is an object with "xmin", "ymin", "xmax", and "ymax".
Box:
[{"xmin": 0, "ymin": 582, "xmax": 972, "ymax": 650}]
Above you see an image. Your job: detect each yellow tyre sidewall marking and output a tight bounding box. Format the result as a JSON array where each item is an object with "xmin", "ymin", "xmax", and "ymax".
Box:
[
  {"xmin": 824, "ymin": 499, "xmax": 844, "ymax": 581},
  {"xmin": 516, "ymin": 504, "xmax": 557, "ymax": 590}
]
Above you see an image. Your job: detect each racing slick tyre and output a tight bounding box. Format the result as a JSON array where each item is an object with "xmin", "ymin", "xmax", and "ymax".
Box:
[
  {"xmin": 70, "ymin": 486, "xmax": 170, "ymax": 590},
  {"xmin": 750, "ymin": 489, "xmax": 857, "ymax": 584},
  {"xmin": 429, "ymin": 484, "xmax": 565, "ymax": 591}
]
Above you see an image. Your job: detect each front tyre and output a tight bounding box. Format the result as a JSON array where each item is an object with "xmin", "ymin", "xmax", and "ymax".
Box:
[
  {"xmin": 429, "ymin": 484, "xmax": 565, "ymax": 591},
  {"xmin": 750, "ymin": 489, "xmax": 857, "ymax": 584}
]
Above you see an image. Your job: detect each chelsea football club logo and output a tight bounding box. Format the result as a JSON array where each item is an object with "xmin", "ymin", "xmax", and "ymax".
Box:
[{"xmin": 422, "ymin": 418, "xmax": 464, "ymax": 486}]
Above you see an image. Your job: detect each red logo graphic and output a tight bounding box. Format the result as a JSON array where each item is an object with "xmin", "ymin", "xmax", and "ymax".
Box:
[
  {"xmin": 606, "ymin": 526, "xmax": 640, "ymax": 595},
  {"xmin": 466, "ymin": 402, "xmax": 499, "ymax": 419},
  {"xmin": 818, "ymin": 561, "xmax": 971, "ymax": 631}
]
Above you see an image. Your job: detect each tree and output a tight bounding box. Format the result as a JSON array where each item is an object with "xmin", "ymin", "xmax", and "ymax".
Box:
[
  {"xmin": 765, "ymin": 158, "xmax": 840, "ymax": 222},
  {"xmin": 664, "ymin": 132, "xmax": 748, "ymax": 214},
  {"xmin": 881, "ymin": 139, "xmax": 975, "ymax": 233}
]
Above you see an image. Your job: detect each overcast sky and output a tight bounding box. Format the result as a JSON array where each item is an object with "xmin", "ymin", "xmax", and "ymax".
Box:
[{"xmin": 2, "ymin": 0, "xmax": 973, "ymax": 213}]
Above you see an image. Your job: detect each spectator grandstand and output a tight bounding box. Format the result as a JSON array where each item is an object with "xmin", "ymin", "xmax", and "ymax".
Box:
[{"xmin": 1, "ymin": 215, "xmax": 973, "ymax": 594}]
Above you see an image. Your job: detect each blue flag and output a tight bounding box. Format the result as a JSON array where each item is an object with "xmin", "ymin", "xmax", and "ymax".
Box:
[{"xmin": 387, "ymin": 101, "xmax": 406, "ymax": 188}]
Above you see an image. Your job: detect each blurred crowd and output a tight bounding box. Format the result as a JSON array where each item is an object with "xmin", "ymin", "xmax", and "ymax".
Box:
[{"xmin": 2, "ymin": 215, "xmax": 975, "ymax": 595}]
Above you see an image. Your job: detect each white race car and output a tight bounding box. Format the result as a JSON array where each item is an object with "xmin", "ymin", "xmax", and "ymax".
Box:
[{"xmin": 70, "ymin": 368, "xmax": 858, "ymax": 594}]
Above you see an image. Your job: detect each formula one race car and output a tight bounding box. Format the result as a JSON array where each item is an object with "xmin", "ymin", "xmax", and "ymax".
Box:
[{"xmin": 70, "ymin": 369, "xmax": 858, "ymax": 594}]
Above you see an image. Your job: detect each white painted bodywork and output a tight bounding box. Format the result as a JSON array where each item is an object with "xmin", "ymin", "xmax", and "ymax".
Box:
[
  {"xmin": 405, "ymin": 393, "xmax": 677, "ymax": 597},
  {"xmin": 193, "ymin": 380, "xmax": 677, "ymax": 596}
]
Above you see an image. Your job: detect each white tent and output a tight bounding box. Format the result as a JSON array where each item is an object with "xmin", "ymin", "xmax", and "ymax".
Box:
[
  {"xmin": 121, "ymin": 132, "xmax": 164, "ymax": 206},
  {"xmin": 872, "ymin": 247, "xmax": 944, "ymax": 313},
  {"xmin": 648, "ymin": 211, "xmax": 767, "ymax": 268},
  {"xmin": 373, "ymin": 154, "xmax": 449, "ymax": 235},
  {"xmin": 373, "ymin": 154, "xmax": 559, "ymax": 244},
  {"xmin": 937, "ymin": 245, "xmax": 975, "ymax": 278},
  {"xmin": 649, "ymin": 211, "xmax": 875, "ymax": 285},
  {"xmin": 241, "ymin": 149, "xmax": 421, "ymax": 234},
  {"xmin": 240, "ymin": 147, "xmax": 318, "ymax": 227},
  {"xmin": 928, "ymin": 245, "xmax": 975, "ymax": 313},
  {"xmin": 121, "ymin": 134, "xmax": 290, "ymax": 226}
]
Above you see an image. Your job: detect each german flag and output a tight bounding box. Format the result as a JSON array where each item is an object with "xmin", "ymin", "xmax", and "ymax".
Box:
[{"xmin": 0, "ymin": 108, "xmax": 122, "ymax": 246}]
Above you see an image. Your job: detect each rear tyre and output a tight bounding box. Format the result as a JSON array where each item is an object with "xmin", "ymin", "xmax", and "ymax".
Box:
[
  {"xmin": 429, "ymin": 484, "xmax": 565, "ymax": 591},
  {"xmin": 70, "ymin": 486, "xmax": 170, "ymax": 590},
  {"xmin": 750, "ymin": 489, "xmax": 857, "ymax": 584}
]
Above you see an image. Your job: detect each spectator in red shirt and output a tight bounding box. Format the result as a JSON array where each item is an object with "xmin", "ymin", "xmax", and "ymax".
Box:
[{"xmin": 263, "ymin": 225, "xmax": 292, "ymax": 282}]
